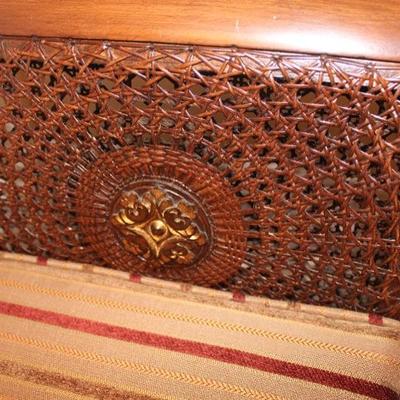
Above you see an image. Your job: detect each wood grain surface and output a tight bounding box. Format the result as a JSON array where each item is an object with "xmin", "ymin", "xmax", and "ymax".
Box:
[{"xmin": 0, "ymin": 1, "xmax": 399, "ymax": 62}]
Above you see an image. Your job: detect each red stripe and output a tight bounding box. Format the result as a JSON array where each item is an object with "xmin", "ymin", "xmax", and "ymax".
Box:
[
  {"xmin": 232, "ymin": 291, "xmax": 246, "ymax": 303},
  {"xmin": 129, "ymin": 274, "xmax": 142, "ymax": 283},
  {"xmin": 36, "ymin": 256, "xmax": 47, "ymax": 266},
  {"xmin": 0, "ymin": 301, "xmax": 396, "ymax": 400},
  {"xmin": 369, "ymin": 313, "xmax": 384, "ymax": 326}
]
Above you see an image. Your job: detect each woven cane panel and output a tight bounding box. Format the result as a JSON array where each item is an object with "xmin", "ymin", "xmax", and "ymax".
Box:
[{"xmin": 0, "ymin": 38, "xmax": 399, "ymax": 318}]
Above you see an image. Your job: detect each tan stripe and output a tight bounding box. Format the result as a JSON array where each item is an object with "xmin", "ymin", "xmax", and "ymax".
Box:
[
  {"xmin": 0, "ymin": 330, "xmax": 285, "ymax": 400},
  {"xmin": 0, "ymin": 374, "xmax": 89, "ymax": 400},
  {"xmin": 0, "ymin": 276, "xmax": 398, "ymax": 370},
  {"xmin": 0, "ymin": 356, "xmax": 177, "ymax": 400},
  {"xmin": 0, "ymin": 319, "xmax": 373, "ymax": 400},
  {"xmin": 0, "ymin": 359, "xmax": 163, "ymax": 400}
]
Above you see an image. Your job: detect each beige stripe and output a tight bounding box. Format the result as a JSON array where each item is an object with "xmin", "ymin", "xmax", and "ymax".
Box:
[
  {"xmin": 0, "ymin": 374, "xmax": 90, "ymax": 400},
  {"xmin": 0, "ymin": 316, "xmax": 373, "ymax": 400}
]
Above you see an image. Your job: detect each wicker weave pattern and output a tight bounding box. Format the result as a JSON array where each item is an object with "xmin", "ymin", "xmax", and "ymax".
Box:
[{"xmin": 0, "ymin": 38, "xmax": 399, "ymax": 318}]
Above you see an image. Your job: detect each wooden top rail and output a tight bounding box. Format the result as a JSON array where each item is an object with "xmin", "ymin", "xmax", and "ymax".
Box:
[{"xmin": 0, "ymin": 0, "xmax": 399, "ymax": 62}]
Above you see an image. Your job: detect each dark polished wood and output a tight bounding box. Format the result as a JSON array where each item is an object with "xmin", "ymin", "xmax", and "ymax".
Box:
[{"xmin": 0, "ymin": 0, "xmax": 399, "ymax": 62}]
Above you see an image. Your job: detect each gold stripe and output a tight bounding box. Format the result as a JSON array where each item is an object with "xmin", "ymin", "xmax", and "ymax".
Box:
[
  {"xmin": 0, "ymin": 330, "xmax": 285, "ymax": 400},
  {"xmin": 0, "ymin": 277, "xmax": 398, "ymax": 369}
]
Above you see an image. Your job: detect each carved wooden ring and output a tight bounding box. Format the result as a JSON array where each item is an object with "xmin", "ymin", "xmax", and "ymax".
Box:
[{"xmin": 76, "ymin": 146, "xmax": 247, "ymax": 285}]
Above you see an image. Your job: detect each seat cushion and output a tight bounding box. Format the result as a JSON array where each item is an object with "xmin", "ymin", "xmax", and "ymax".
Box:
[{"xmin": 0, "ymin": 251, "xmax": 399, "ymax": 400}]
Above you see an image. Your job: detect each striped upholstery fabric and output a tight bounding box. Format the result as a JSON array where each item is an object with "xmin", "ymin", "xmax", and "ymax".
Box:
[{"xmin": 0, "ymin": 252, "xmax": 399, "ymax": 400}]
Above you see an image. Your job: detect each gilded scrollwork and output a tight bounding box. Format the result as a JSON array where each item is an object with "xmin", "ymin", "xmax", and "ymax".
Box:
[{"xmin": 111, "ymin": 188, "xmax": 207, "ymax": 266}]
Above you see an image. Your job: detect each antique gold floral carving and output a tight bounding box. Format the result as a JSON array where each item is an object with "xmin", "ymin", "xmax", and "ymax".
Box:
[{"xmin": 111, "ymin": 188, "xmax": 207, "ymax": 266}]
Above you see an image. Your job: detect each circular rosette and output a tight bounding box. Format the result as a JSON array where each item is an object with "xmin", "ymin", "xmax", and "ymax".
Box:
[
  {"xmin": 111, "ymin": 187, "xmax": 208, "ymax": 267},
  {"xmin": 76, "ymin": 147, "xmax": 246, "ymax": 285}
]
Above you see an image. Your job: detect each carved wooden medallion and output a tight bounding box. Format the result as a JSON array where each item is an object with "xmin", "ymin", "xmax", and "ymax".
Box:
[{"xmin": 111, "ymin": 187, "xmax": 208, "ymax": 266}]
